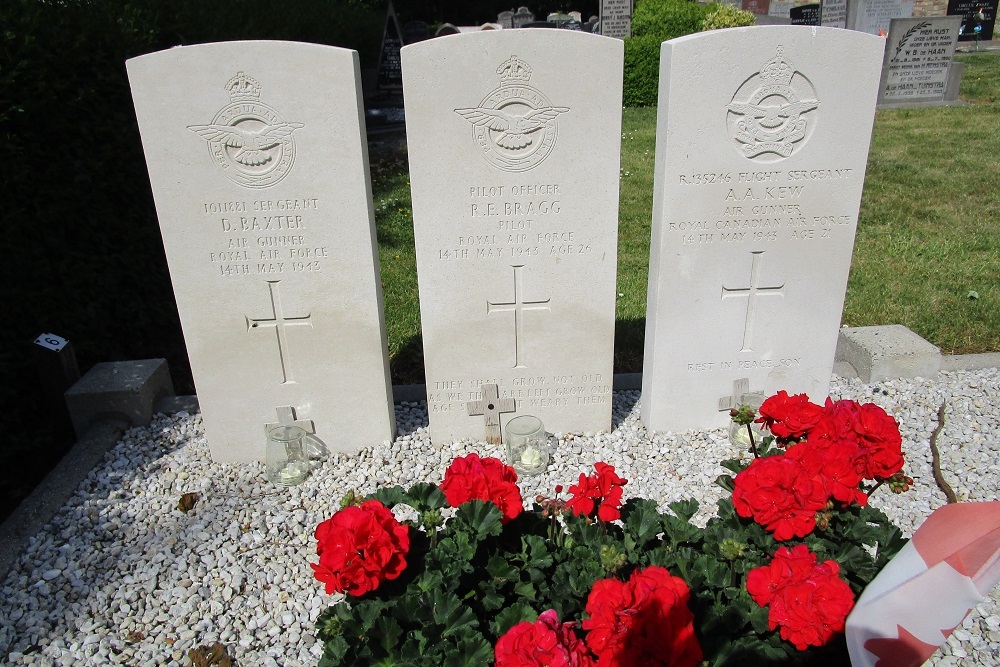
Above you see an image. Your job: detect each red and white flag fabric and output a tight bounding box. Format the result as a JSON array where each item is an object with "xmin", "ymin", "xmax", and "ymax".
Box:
[{"xmin": 846, "ymin": 502, "xmax": 1000, "ymax": 667}]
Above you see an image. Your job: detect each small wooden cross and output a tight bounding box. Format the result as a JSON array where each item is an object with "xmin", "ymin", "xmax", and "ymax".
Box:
[
  {"xmin": 264, "ymin": 405, "xmax": 315, "ymax": 437},
  {"xmin": 467, "ymin": 383, "xmax": 515, "ymax": 444},
  {"xmin": 718, "ymin": 378, "xmax": 752, "ymax": 412}
]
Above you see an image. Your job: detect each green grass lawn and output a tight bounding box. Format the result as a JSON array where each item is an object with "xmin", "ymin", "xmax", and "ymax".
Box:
[{"xmin": 373, "ymin": 53, "xmax": 1000, "ymax": 383}]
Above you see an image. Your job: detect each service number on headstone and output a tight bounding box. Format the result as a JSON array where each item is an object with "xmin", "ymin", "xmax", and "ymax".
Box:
[
  {"xmin": 879, "ymin": 17, "xmax": 962, "ymax": 103},
  {"xmin": 402, "ymin": 31, "xmax": 623, "ymax": 445},
  {"xmin": 641, "ymin": 26, "xmax": 884, "ymax": 433},
  {"xmin": 128, "ymin": 42, "xmax": 395, "ymax": 462}
]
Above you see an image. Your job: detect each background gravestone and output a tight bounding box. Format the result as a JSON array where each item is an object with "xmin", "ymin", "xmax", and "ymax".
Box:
[
  {"xmin": 601, "ymin": 0, "xmax": 634, "ymax": 38},
  {"xmin": 768, "ymin": 0, "xmax": 795, "ymax": 18},
  {"xmin": 402, "ymin": 31, "xmax": 623, "ymax": 445},
  {"xmin": 743, "ymin": 0, "xmax": 771, "ymax": 15},
  {"xmin": 128, "ymin": 42, "xmax": 395, "ymax": 462},
  {"xmin": 513, "ymin": 7, "xmax": 536, "ymax": 27},
  {"xmin": 498, "ymin": 10, "xmax": 515, "ymax": 28},
  {"xmin": 821, "ymin": 0, "xmax": 849, "ymax": 27},
  {"xmin": 791, "ymin": 3, "xmax": 821, "ymax": 24},
  {"xmin": 641, "ymin": 26, "xmax": 884, "ymax": 433},
  {"xmin": 849, "ymin": 0, "xmax": 914, "ymax": 35},
  {"xmin": 949, "ymin": 0, "xmax": 998, "ymax": 41},
  {"xmin": 878, "ymin": 17, "xmax": 963, "ymax": 105}
]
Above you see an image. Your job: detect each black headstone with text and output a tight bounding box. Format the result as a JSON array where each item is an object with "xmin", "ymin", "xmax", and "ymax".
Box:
[
  {"xmin": 376, "ymin": 3, "xmax": 404, "ymax": 91},
  {"xmin": 948, "ymin": 0, "xmax": 998, "ymax": 40},
  {"xmin": 791, "ymin": 3, "xmax": 821, "ymax": 24}
]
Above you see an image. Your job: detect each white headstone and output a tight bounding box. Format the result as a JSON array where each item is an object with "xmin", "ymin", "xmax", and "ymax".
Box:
[
  {"xmin": 878, "ymin": 17, "xmax": 963, "ymax": 105},
  {"xmin": 848, "ymin": 0, "xmax": 914, "ymax": 35},
  {"xmin": 601, "ymin": 0, "xmax": 634, "ymax": 38},
  {"xmin": 402, "ymin": 31, "xmax": 623, "ymax": 445},
  {"xmin": 127, "ymin": 41, "xmax": 395, "ymax": 462},
  {"xmin": 768, "ymin": 0, "xmax": 795, "ymax": 18},
  {"xmin": 820, "ymin": 0, "xmax": 849, "ymax": 27},
  {"xmin": 641, "ymin": 26, "xmax": 883, "ymax": 433}
]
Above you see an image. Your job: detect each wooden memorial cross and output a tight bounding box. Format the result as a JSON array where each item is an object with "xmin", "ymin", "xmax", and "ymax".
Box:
[
  {"xmin": 718, "ymin": 377, "xmax": 755, "ymax": 412},
  {"xmin": 264, "ymin": 405, "xmax": 315, "ymax": 437},
  {"xmin": 467, "ymin": 383, "xmax": 515, "ymax": 444}
]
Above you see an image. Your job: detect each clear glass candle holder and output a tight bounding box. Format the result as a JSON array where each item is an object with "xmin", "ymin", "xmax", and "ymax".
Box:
[
  {"xmin": 728, "ymin": 392, "xmax": 770, "ymax": 450},
  {"xmin": 505, "ymin": 415, "xmax": 549, "ymax": 476},
  {"xmin": 266, "ymin": 425, "xmax": 310, "ymax": 487}
]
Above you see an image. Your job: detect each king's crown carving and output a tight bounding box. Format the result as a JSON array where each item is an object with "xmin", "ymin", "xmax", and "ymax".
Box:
[
  {"xmin": 759, "ymin": 47, "xmax": 794, "ymax": 85},
  {"xmin": 497, "ymin": 56, "xmax": 532, "ymax": 84},
  {"xmin": 226, "ymin": 72, "xmax": 262, "ymax": 101}
]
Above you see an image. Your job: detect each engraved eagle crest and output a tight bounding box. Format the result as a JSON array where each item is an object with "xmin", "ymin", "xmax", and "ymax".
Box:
[
  {"xmin": 454, "ymin": 106, "xmax": 569, "ymax": 150},
  {"xmin": 188, "ymin": 122, "xmax": 304, "ymax": 166}
]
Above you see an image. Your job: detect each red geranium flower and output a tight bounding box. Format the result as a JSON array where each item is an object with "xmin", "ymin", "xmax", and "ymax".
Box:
[
  {"xmin": 440, "ymin": 453, "xmax": 523, "ymax": 522},
  {"xmin": 746, "ymin": 545, "xmax": 855, "ymax": 651},
  {"xmin": 567, "ymin": 462, "xmax": 628, "ymax": 522},
  {"xmin": 732, "ymin": 454, "xmax": 828, "ymax": 540},
  {"xmin": 495, "ymin": 609, "xmax": 595, "ymax": 667},
  {"xmin": 756, "ymin": 391, "xmax": 826, "ymax": 441},
  {"xmin": 584, "ymin": 566, "xmax": 702, "ymax": 667},
  {"xmin": 310, "ymin": 499, "xmax": 410, "ymax": 596},
  {"xmin": 788, "ymin": 438, "xmax": 867, "ymax": 507}
]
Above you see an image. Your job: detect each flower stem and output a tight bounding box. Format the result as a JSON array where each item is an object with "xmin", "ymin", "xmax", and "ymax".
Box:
[{"xmin": 747, "ymin": 424, "xmax": 759, "ymax": 458}]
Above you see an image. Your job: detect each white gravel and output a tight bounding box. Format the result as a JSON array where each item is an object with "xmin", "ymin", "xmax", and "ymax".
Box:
[{"xmin": 1, "ymin": 369, "xmax": 998, "ymax": 666}]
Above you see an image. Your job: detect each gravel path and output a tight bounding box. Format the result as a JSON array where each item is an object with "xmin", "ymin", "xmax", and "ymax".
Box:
[{"xmin": 1, "ymin": 369, "xmax": 998, "ymax": 666}]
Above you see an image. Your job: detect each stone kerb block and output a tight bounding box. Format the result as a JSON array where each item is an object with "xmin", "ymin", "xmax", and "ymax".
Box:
[
  {"xmin": 641, "ymin": 26, "xmax": 885, "ymax": 433},
  {"xmin": 835, "ymin": 325, "xmax": 941, "ymax": 382},
  {"xmin": 402, "ymin": 30, "xmax": 624, "ymax": 445},
  {"xmin": 64, "ymin": 359, "xmax": 174, "ymax": 438}
]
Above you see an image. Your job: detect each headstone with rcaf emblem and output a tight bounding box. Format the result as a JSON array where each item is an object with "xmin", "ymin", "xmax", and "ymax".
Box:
[
  {"xmin": 402, "ymin": 31, "xmax": 623, "ymax": 445},
  {"xmin": 127, "ymin": 42, "xmax": 395, "ymax": 462},
  {"xmin": 641, "ymin": 26, "xmax": 884, "ymax": 433}
]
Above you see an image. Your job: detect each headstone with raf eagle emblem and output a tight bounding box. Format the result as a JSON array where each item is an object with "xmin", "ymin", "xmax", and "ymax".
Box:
[
  {"xmin": 401, "ymin": 30, "xmax": 623, "ymax": 445},
  {"xmin": 127, "ymin": 41, "xmax": 395, "ymax": 462},
  {"xmin": 641, "ymin": 26, "xmax": 884, "ymax": 433}
]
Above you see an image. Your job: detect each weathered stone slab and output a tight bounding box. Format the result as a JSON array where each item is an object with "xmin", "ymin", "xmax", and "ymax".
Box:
[
  {"xmin": 641, "ymin": 26, "xmax": 883, "ymax": 433},
  {"xmin": 402, "ymin": 31, "xmax": 623, "ymax": 444},
  {"xmin": 128, "ymin": 41, "xmax": 395, "ymax": 462},
  {"xmin": 878, "ymin": 17, "xmax": 962, "ymax": 105},
  {"xmin": 848, "ymin": 0, "xmax": 914, "ymax": 35}
]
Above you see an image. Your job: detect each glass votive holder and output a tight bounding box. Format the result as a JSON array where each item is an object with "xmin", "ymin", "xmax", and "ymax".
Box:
[
  {"xmin": 505, "ymin": 415, "xmax": 550, "ymax": 476},
  {"xmin": 728, "ymin": 392, "xmax": 770, "ymax": 450},
  {"xmin": 266, "ymin": 425, "xmax": 310, "ymax": 487}
]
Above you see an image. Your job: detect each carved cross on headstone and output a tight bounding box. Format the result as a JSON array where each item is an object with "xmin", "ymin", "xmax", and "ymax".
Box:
[
  {"xmin": 466, "ymin": 383, "xmax": 515, "ymax": 444},
  {"xmin": 487, "ymin": 265, "xmax": 551, "ymax": 369},
  {"xmin": 264, "ymin": 405, "xmax": 315, "ymax": 437},
  {"xmin": 246, "ymin": 280, "xmax": 313, "ymax": 385},
  {"xmin": 721, "ymin": 251, "xmax": 785, "ymax": 353},
  {"xmin": 718, "ymin": 377, "xmax": 756, "ymax": 412}
]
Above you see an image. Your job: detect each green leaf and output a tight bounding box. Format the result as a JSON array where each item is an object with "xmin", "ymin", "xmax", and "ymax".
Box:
[
  {"xmin": 513, "ymin": 580, "xmax": 537, "ymax": 600},
  {"xmin": 487, "ymin": 555, "xmax": 519, "ymax": 580},
  {"xmin": 719, "ymin": 458, "xmax": 746, "ymax": 475},
  {"xmin": 374, "ymin": 617, "xmax": 403, "ymax": 654},
  {"xmin": 714, "ymin": 474, "xmax": 736, "ymax": 492},
  {"xmin": 454, "ymin": 500, "xmax": 504, "ymax": 540},
  {"xmin": 320, "ymin": 635, "xmax": 349, "ymax": 666},
  {"xmin": 431, "ymin": 590, "xmax": 479, "ymax": 638},
  {"xmin": 491, "ymin": 602, "xmax": 538, "ymax": 636},
  {"xmin": 622, "ymin": 498, "xmax": 664, "ymax": 543},
  {"xmin": 370, "ymin": 486, "xmax": 408, "ymax": 508},
  {"xmin": 443, "ymin": 628, "xmax": 493, "ymax": 667},
  {"xmin": 406, "ymin": 482, "xmax": 448, "ymax": 511},
  {"xmin": 668, "ymin": 498, "xmax": 700, "ymax": 522}
]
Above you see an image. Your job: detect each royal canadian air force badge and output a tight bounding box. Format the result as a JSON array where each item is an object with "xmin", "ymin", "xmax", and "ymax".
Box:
[
  {"xmin": 727, "ymin": 47, "xmax": 819, "ymax": 161},
  {"xmin": 188, "ymin": 72, "xmax": 303, "ymax": 188},
  {"xmin": 455, "ymin": 56, "xmax": 570, "ymax": 173}
]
